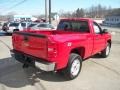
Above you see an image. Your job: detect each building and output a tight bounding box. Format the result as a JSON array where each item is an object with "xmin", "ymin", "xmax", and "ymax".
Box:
[
  {"xmin": 93, "ymin": 18, "xmax": 104, "ymax": 25},
  {"xmin": 13, "ymin": 15, "xmax": 37, "ymax": 22},
  {"xmin": 103, "ymin": 15, "xmax": 120, "ymax": 26},
  {"xmin": 51, "ymin": 13, "xmax": 60, "ymax": 21}
]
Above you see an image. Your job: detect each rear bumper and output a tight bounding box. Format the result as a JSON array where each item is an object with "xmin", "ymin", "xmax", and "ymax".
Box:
[
  {"xmin": 10, "ymin": 50, "xmax": 55, "ymax": 71},
  {"xmin": 35, "ymin": 60, "xmax": 55, "ymax": 71}
]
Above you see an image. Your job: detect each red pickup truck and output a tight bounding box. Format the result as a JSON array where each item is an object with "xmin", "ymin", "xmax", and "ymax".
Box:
[{"xmin": 11, "ymin": 18, "xmax": 111, "ymax": 80}]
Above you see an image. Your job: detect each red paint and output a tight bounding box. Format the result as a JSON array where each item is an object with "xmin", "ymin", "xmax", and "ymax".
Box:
[{"xmin": 12, "ymin": 18, "xmax": 111, "ymax": 70}]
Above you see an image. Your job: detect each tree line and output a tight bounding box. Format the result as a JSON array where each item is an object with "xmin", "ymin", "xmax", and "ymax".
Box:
[
  {"xmin": 0, "ymin": 4, "xmax": 120, "ymax": 21},
  {"xmin": 60, "ymin": 4, "xmax": 120, "ymax": 18}
]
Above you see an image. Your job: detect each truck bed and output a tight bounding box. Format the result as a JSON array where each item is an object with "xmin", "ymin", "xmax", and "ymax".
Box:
[
  {"xmin": 18, "ymin": 30, "xmax": 81, "ymax": 36},
  {"xmin": 13, "ymin": 30, "xmax": 84, "ymax": 61}
]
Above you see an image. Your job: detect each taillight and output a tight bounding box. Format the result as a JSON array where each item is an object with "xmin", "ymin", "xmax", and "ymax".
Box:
[
  {"xmin": 12, "ymin": 34, "xmax": 16, "ymax": 42},
  {"xmin": 48, "ymin": 41, "xmax": 57, "ymax": 58},
  {"xmin": 12, "ymin": 34, "xmax": 15, "ymax": 47}
]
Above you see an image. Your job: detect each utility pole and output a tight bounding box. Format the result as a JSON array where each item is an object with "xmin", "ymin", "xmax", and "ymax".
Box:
[
  {"xmin": 49, "ymin": 0, "xmax": 51, "ymax": 24},
  {"xmin": 45, "ymin": 0, "xmax": 47, "ymax": 22}
]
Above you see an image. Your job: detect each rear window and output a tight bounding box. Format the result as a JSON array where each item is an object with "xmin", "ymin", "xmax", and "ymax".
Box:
[
  {"xmin": 57, "ymin": 21, "xmax": 71, "ymax": 30},
  {"xmin": 57, "ymin": 20, "xmax": 89, "ymax": 32},
  {"xmin": 9, "ymin": 23, "xmax": 19, "ymax": 26}
]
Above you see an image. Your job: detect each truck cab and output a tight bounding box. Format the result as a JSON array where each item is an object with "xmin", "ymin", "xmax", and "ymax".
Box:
[{"xmin": 11, "ymin": 18, "xmax": 111, "ymax": 80}]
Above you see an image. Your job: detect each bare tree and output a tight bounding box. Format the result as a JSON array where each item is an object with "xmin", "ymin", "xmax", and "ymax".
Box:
[{"xmin": 75, "ymin": 8, "xmax": 85, "ymax": 18}]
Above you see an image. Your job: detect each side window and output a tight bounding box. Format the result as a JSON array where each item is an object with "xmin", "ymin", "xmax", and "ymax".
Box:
[{"xmin": 93, "ymin": 22, "xmax": 101, "ymax": 34}]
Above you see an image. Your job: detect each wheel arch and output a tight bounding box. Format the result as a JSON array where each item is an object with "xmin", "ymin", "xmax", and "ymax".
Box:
[
  {"xmin": 70, "ymin": 47, "xmax": 85, "ymax": 59},
  {"xmin": 107, "ymin": 39, "xmax": 111, "ymax": 48}
]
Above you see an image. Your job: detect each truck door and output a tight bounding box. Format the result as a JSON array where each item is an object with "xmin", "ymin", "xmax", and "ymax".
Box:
[{"xmin": 93, "ymin": 22, "xmax": 106, "ymax": 55}]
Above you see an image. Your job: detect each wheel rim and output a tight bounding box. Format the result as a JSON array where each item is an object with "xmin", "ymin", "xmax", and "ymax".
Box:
[
  {"xmin": 106, "ymin": 45, "xmax": 110, "ymax": 56},
  {"xmin": 70, "ymin": 59, "xmax": 80, "ymax": 77}
]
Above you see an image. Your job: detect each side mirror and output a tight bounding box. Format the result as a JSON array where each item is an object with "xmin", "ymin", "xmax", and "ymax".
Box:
[{"xmin": 102, "ymin": 29, "xmax": 108, "ymax": 33}]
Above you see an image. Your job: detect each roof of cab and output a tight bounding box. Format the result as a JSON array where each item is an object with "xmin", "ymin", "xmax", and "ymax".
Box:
[{"xmin": 60, "ymin": 18, "xmax": 93, "ymax": 22}]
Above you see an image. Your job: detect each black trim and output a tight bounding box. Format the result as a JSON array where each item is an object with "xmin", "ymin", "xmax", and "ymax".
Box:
[
  {"xmin": 14, "ymin": 31, "xmax": 46, "ymax": 38},
  {"xmin": 12, "ymin": 49, "xmax": 50, "ymax": 63}
]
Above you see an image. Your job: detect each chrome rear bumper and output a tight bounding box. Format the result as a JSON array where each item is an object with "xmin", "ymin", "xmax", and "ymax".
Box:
[
  {"xmin": 35, "ymin": 61, "xmax": 55, "ymax": 71},
  {"xmin": 10, "ymin": 50, "xmax": 55, "ymax": 71}
]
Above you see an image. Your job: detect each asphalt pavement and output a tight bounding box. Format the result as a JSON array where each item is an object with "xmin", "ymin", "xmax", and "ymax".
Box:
[{"xmin": 0, "ymin": 28, "xmax": 120, "ymax": 90}]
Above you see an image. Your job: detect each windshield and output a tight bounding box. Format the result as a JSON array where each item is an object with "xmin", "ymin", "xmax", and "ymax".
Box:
[
  {"xmin": 38, "ymin": 24, "xmax": 48, "ymax": 28},
  {"xmin": 21, "ymin": 23, "xmax": 26, "ymax": 27},
  {"xmin": 28, "ymin": 23, "xmax": 37, "ymax": 27},
  {"xmin": 9, "ymin": 23, "xmax": 19, "ymax": 27},
  {"xmin": 57, "ymin": 21, "xmax": 89, "ymax": 32}
]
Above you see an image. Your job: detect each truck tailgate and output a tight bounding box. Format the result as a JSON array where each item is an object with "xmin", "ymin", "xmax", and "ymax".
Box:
[{"xmin": 12, "ymin": 32, "xmax": 48, "ymax": 59}]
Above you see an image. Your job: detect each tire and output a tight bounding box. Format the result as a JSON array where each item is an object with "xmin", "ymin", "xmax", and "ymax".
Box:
[
  {"xmin": 101, "ymin": 43, "xmax": 111, "ymax": 58},
  {"xmin": 64, "ymin": 53, "xmax": 82, "ymax": 80}
]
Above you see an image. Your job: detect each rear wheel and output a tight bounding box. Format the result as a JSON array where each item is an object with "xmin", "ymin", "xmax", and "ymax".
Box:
[
  {"xmin": 63, "ymin": 53, "xmax": 82, "ymax": 80},
  {"xmin": 101, "ymin": 43, "xmax": 111, "ymax": 58}
]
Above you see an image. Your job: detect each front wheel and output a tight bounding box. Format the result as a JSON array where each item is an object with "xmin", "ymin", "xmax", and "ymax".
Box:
[
  {"xmin": 101, "ymin": 43, "xmax": 111, "ymax": 58},
  {"xmin": 64, "ymin": 53, "xmax": 82, "ymax": 80}
]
